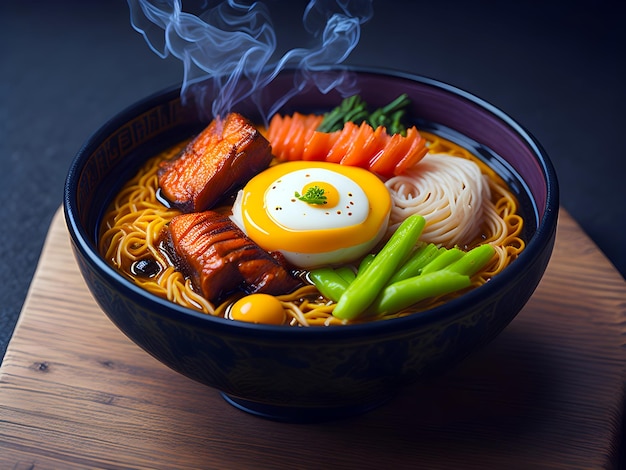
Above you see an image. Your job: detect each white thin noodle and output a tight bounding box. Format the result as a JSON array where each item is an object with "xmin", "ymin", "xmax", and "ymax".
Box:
[{"xmin": 385, "ymin": 152, "xmax": 491, "ymax": 248}]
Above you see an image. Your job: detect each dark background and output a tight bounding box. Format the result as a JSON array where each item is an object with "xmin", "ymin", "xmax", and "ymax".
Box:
[{"xmin": 1, "ymin": 0, "xmax": 624, "ymax": 371}]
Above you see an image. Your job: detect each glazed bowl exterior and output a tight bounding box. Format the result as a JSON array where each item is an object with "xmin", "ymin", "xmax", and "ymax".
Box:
[{"xmin": 63, "ymin": 68, "xmax": 558, "ymax": 421}]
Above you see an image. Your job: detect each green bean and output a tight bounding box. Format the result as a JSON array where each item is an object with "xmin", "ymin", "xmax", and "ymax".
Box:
[
  {"xmin": 335, "ymin": 266, "xmax": 357, "ymax": 284},
  {"xmin": 420, "ymin": 247, "xmax": 465, "ymax": 275},
  {"xmin": 388, "ymin": 243, "xmax": 441, "ymax": 284},
  {"xmin": 333, "ymin": 214, "xmax": 426, "ymax": 320},
  {"xmin": 370, "ymin": 271, "xmax": 471, "ymax": 316},
  {"xmin": 445, "ymin": 244, "xmax": 495, "ymax": 277},
  {"xmin": 308, "ymin": 268, "xmax": 350, "ymax": 303},
  {"xmin": 357, "ymin": 253, "xmax": 375, "ymax": 275}
]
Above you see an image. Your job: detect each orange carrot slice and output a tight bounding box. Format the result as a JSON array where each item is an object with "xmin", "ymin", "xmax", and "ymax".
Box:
[
  {"xmin": 303, "ymin": 131, "xmax": 332, "ymax": 161},
  {"xmin": 269, "ymin": 114, "xmax": 293, "ymax": 160},
  {"xmin": 393, "ymin": 127, "xmax": 428, "ymax": 175},
  {"xmin": 282, "ymin": 113, "xmax": 310, "ymax": 161},
  {"xmin": 266, "ymin": 113, "xmax": 282, "ymax": 143},
  {"xmin": 339, "ymin": 122, "xmax": 382, "ymax": 168},
  {"xmin": 369, "ymin": 132, "xmax": 401, "ymax": 176},
  {"xmin": 285, "ymin": 113, "xmax": 310, "ymax": 161},
  {"xmin": 267, "ymin": 111, "xmax": 427, "ymax": 176},
  {"xmin": 298, "ymin": 114, "xmax": 325, "ymax": 160},
  {"xmin": 325, "ymin": 122, "xmax": 359, "ymax": 163}
]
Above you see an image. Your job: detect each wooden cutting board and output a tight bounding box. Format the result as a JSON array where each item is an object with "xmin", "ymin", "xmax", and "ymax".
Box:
[{"xmin": 1, "ymin": 207, "xmax": 625, "ymax": 470}]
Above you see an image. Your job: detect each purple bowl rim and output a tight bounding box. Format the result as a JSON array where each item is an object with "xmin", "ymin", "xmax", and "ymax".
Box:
[{"xmin": 63, "ymin": 66, "xmax": 559, "ymax": 341}]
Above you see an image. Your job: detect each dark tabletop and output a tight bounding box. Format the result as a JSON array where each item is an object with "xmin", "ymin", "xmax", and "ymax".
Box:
[{"xmin": 1, "ymin": 0, "xmax": 625, "ymax": 365}]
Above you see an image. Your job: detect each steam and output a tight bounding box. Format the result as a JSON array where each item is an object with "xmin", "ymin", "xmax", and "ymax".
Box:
[{"xmin": 127, "ymin": 0, "xmax": 373, "ymax": 121}]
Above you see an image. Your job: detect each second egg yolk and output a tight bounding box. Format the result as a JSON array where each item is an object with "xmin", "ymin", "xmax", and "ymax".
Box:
[{"xmin": 230, "ymin": 294, "xmax": 287, "ymax": 325}]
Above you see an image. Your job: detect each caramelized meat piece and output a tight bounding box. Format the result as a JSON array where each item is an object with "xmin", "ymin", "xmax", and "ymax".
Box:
[
  {"xmin": 158, "ymin": 112, "xmax": 272, "ymax": 212},
  {"xmin": 163, "ymin": 211, "xmax": 301, "ymax": 303}
]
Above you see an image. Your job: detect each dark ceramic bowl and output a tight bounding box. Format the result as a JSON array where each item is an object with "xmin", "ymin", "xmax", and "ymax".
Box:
[{"xmin": 63, "ymin": 68, "xmax": 558, "ymax": 422}]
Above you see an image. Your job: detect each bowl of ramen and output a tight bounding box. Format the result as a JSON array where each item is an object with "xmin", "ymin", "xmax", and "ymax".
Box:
[{"xmin": 64, "ymin": 67, "xmax": 558, "ymax": 422}]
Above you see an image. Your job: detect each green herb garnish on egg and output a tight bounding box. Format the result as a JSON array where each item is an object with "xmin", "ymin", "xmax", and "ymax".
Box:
[{"xmin": 295, "ymin": 185, "xmax": 327, "ymax": 205}]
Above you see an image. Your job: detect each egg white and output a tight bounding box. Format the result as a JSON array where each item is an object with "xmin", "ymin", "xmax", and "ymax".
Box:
[
  {"xmin": 230, "ymin": 162, "xmax": 391, "ymax": 269},
  {"xmin": 264, "ymin": 168, "xmax": 369, "ymax": 230}
]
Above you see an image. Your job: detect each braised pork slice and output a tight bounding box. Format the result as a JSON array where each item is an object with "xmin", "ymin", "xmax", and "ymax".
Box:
[
  {"xmin": 163, "ymin": 211, "xmax": 301, "ymax": 303},
  {"xmin": 158, "ymin": 112, "xmax": 272, "ymax": 213}
]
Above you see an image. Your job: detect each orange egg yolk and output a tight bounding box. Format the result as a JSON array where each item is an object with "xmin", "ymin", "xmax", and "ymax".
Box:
[
  {"xmin": 299, "ymin": 181, "xmax": 340, "ymax": 208},
  {"xmin": 230, "ymin": 294, "xmax": 287, "ymax": 325}
]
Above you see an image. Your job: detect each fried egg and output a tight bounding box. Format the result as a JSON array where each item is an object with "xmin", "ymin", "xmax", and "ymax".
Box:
[{"xmin": 231, "ymin": 161, "xmax": 392, "ymax": 268}]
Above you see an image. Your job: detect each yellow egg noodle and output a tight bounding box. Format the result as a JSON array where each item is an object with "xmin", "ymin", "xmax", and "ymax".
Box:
[{"xmin": 99, "ymin": 132, "xmax": 525, "ymax": 326}]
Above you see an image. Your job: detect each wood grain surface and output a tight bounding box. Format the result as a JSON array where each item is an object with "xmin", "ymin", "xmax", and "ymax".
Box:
[{"xmin": 1, "ymin": 207, "xmax": 625, "ymax": 470}]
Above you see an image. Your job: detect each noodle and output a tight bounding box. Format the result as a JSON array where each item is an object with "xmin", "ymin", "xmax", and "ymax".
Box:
[
  {"xmin": 99, "ymin": 131, "xmax": 525, "ymax": 326},
  {"xmin": 385, "ymin": 152, "xmax": 490, "ymax": 247},
  {"xmin": 383, "ymin": 131, "xmax": 524, "ymax": 288}
]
